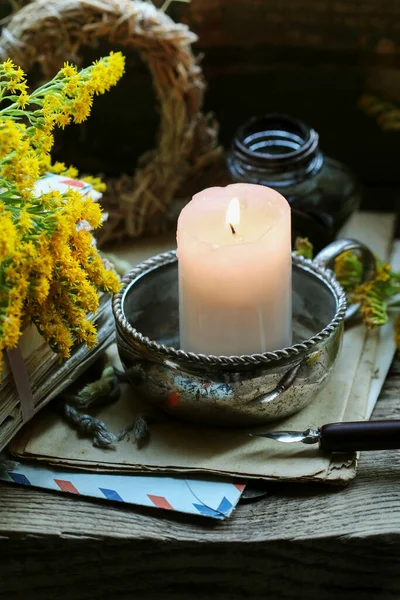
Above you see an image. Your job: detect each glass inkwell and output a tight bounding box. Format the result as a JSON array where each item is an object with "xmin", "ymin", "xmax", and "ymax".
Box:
[{"xmin": 227, "ymin": 114, "xmax": 361, "ymax": 250}]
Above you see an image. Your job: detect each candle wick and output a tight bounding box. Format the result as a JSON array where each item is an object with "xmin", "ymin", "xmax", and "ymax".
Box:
[{"xmin": 229, "ymin": 223, "xmax": 236, "ymax": 235}]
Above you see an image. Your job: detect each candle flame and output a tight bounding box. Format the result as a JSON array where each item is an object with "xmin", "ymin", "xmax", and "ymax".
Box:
[{"xmin": 225, "ymin": 197, "xmax": 240, "ymax": 234}]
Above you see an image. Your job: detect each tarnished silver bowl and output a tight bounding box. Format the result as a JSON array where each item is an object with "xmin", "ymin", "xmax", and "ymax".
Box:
[{"xmin": 113, "ymin": 239, "xmax": 375, "ymax": 426}]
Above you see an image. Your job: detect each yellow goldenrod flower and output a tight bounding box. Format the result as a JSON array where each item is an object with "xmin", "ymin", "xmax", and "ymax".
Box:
[
  {"xmin": 0, "ymin": 213, "xmax": 17, "ymax": 261},
  {"xmin": 16, "ymin": 66, "xmax": 24, "ymax": 80},
  {"xmin": 72, "ymin": 91, "xmax": 93, "ymax": 124},
  {"xmin": 61, "ymin": 62, "xmax": 78, "ymax": 78},
  {"xmin": 36, "ymin": 304, "xmax": 74, "ymax": 360},
  {"xmin": 375, "ymin": 263, "xmax": 391, "ymax": 283},
  {"xmin": 14, "ymin": 81, "xmax": 29, "ymax": 93},
  {"xmin": 1, "ymin": 59, "xmax": 16, "ymax": 75},
  {"xmin": 0, "ymin": 119, "xmax": 24, "ymax": 159},
  {"xmin": 82, "ymin": 175, "xmax": 107, "ymax": 193},
  {"xmin": 16, "ymin": 91, "xmax": 30, "ymax": 109},
  {"xmin": 21, "ymin": 241, "xmax": 37, "ymax": 259},
  {"xmin": 293, "ymin": 237, "xmax": 400, "ymax": 351},
  {"xmin": 71, "ymin": 229, "xmax": 94, "ymax": 258},
  {"xmin": 17, "ymin": 208, "xmax": 33, "ymax": 234},
  {"xmin": 64, "ymin": 76, "xmax": 81, "ymax": 97},
  {"xmin": 7, "ymin": 79, "xmax": 17, "ymax": 93},
  {"xmin": 101, "ymin": 269, "xmax": 121, "ymax": 293},
  {"xmin": 334, "ymin": 250, "xmax": 363, "ymax": 292},
  {"xmin": 34, "ymin": 253, "xmax": 54, "ymax": 280},
  {"xmin": 0, "ymin": 52, "xmax": 124, "ymax": 363},
  {"xmin": 76, "ymin": 319, "xmax": 97, "ymax": 347},
  {"xmin": 50, "ymin": 161, "xmax": 67, "ymax": 175},
  {"xmin": 353, "ymin": 261, "xmax": 400, "ymax": 329},
  {"xmin": 14, "ymin": 68, "xmax": 26, "ymax": 84},
  {"xmin": 38, "ymin": 153, "xmax": 52, "ymax": 173},
  {"xmin": 33, "ymin": 276, "xmax": 51, "ymax": 305},
  {"xmin": 63, "ymin": 166, "xmax": 79, "ymax": 178},
  {"xmin": 55, "ymin": 111, "xmax": 71, "ymax": 129},
  {"xmin": 88, "ymin": 51, "xmax": 126, "ymax": 95},
  {"xmin": 80, "ymin": 199, "xmax": 103, "ymax": 229},
  {"xmin": 2, "ymin": 312, "xmax": 22, "ymax": 349}
]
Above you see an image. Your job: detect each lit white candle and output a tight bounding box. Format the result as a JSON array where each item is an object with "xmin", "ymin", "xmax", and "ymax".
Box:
[{"xmin": 177, "ymin": 183, "xmax": 292, "ymax": 356}]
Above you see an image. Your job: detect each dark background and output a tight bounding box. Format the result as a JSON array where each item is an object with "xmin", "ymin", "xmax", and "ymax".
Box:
[{"xmin": 1, "ymin": 0, "xmax": 400, "ymax": 216}]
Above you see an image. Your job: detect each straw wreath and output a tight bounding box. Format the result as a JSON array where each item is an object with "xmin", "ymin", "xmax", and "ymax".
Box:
[{"xmin": 0, "ymin": 0, "xmax": 221, "ymax": 245}]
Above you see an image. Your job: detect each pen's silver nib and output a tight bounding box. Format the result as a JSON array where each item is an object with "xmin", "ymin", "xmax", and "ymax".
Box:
[{"xmin": 250, "ymin": 428, "xmax": 320, "ymax": 445}]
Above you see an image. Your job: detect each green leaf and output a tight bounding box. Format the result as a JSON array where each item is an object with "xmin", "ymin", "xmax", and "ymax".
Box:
[{"xmin": 294, "ymin": 237, "xmax": 313, "ymax": 259}]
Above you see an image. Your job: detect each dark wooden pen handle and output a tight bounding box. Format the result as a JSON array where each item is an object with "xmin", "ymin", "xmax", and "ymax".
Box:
[{"xmin": 320, "ymin": 420, "xmax": 400, "ymax": 453}]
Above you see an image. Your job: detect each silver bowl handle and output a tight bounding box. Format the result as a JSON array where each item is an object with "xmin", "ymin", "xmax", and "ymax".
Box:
[{"xmin": 314, "ymin": 238, "xmax": 376, "ymax": 321}]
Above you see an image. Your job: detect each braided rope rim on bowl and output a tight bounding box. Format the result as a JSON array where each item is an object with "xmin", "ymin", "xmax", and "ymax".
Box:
[{"xmin": 112, "ymin": 250, "xmax": 347, "ymax": 367}]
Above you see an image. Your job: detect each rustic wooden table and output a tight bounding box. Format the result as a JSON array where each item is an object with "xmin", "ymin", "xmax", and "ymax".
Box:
[{"xmin": 0, "ymin": 357, "xmax": 398, "ymax": 599}]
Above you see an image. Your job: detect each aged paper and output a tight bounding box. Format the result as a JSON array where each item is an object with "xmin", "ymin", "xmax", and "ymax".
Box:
[
  {"xmin": 9, "ymin": 212, "xmax": 397, "ymax": 484},
  {"xmin": 9, "ymin": 324, "xmax": 371, "ymax": 483}
]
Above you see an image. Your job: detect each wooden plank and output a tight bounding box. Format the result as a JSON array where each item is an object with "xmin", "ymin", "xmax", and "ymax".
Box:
[
  {"xmin": 1, "ymin": 343, "xmax": 398, "ymax": 599},
  {"xmin": 0, "ymin": 535, "xmax": 400, "ymax": 599},
  {"xmin": 0, "ymin": 322, "xmax": 398, "ymax": 595},
  {"xmin": 0, "ymin": 360, "xmax": 398, "ymax": 538}
]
